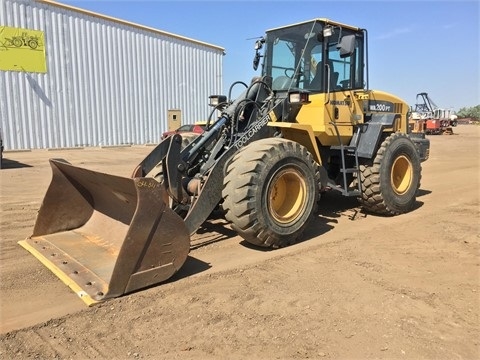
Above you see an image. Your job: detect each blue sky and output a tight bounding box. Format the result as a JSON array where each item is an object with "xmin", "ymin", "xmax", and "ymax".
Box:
[{"xmin": 60, "ymin": 0, "xmax": 479, "ymax": 111}]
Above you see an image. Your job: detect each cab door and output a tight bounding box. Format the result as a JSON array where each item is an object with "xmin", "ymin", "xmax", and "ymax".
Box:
[{"xmin": 326, "ymin": 33, "xmax": 365, "ymax": 128}]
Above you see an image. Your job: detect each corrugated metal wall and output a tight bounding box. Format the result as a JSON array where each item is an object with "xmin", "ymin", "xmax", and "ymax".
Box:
[{"xmin": 0, "ymin": 0, "xmax": 224, "ymax": 150}]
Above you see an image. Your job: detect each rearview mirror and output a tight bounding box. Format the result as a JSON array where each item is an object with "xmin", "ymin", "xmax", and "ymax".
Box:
[{"xmin": 337, "ymin": 34, "xmax": 355, "ymax": 58}]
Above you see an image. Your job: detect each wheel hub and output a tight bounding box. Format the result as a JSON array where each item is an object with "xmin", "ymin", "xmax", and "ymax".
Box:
[
  {"xmin": 391, "ymin": 155, "xmax": 413, "ymax": 195},
  {"xmin": 268, "ymin": 168, "xmax": 307, "ymax": 224}
]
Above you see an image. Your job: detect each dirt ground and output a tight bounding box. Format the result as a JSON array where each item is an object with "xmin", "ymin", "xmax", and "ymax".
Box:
[{"xmin": 0, "ymin": 125, "xmax": 479, "ymax": 359}]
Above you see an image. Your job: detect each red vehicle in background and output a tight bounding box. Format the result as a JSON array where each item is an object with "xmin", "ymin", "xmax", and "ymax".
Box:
[
  {"xmin": 161, "ymin": 123, "xmax": 206, "ymax": 140},
  {"xmin": 411, "ymin": 92, "xmax": 458, "ymax": 135}
]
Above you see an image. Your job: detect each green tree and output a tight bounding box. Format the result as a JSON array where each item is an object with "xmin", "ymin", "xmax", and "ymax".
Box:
[{"xmin": 457, "ymin": 105, "xmax": 480, "ymax": 120}]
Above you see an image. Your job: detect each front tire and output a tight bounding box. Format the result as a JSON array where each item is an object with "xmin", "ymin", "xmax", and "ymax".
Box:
[
  {"xmin": 222, "ymin": 138, "xmax": 319, "ymax": 248},
  {"xmin": 359, "ymin": 132, "xmax": 421, "ymax": 215}
]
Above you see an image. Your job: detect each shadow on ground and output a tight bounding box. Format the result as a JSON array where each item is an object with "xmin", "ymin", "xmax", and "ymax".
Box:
[{"xmin": 1, "ymin": 157, "xmax": 33, "ymax": 169}]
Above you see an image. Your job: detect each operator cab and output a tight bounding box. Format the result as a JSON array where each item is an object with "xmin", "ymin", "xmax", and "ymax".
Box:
[{"xmin": 253, "ymin": 19, "xmax": 366, "ymax": 94}]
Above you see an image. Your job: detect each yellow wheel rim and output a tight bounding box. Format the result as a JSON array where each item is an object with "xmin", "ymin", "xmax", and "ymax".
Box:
[
  {"xmin": 268, "ymin": 168, "xmax": 307, "ymax": 224},
  {"xmin": 391, "ymin": 155, "xmax": 413, "ymax": 195}
]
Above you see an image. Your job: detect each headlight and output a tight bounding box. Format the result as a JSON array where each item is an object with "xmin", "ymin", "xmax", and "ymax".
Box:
[{"xmin": 288, "ymin": 91, "xmax": 310, "ymax": 104}]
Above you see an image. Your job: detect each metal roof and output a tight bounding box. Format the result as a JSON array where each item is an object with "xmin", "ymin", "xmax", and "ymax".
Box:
[{"xmin": 38, "ymin": 0, "xmax": 225, "ymax": 53}]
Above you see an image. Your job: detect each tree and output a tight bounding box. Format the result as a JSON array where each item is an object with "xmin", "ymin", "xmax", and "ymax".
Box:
[{"xmin": 457, "ymin": 105, "xmax": 480, "ymax": 120}]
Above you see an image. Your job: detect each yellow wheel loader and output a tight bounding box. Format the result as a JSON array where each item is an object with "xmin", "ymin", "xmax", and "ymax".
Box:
[{"xmin": 19, "ymin": 19, "xmax": 430, "ymax": 305}]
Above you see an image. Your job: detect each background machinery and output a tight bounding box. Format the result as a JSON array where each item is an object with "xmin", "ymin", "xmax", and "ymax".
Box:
[
  {"xmin": 19, "ymin": 18, "xmax": 430, "ymax": 305},
  {"xmin": 411, "ymin": 92, "xmax": 458, "ymax": 134}
]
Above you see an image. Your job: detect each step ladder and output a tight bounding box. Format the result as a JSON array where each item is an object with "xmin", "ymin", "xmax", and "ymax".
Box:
[{"xmin": 329, "ymin": 122, "xmax": 362, "ymax": 197}]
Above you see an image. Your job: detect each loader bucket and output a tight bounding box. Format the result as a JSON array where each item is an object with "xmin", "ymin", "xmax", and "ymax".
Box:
[{"xmin": 18, "ymin": 159, "xmax": 190, "ymax": 306}]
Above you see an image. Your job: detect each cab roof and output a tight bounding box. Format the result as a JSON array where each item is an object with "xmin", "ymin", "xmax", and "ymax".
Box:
[{"xmin": 266, "ymin": 18, "xmax": 361, "ymax": 33}]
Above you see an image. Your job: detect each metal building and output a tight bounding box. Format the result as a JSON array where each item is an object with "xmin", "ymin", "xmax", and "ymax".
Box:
[{"xmin": 0, "ymin": 0, "xmax": 224, "ymax": 150}]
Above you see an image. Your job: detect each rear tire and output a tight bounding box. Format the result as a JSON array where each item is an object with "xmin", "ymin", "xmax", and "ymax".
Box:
[
  {"xmin": 222, "ymin": 138, "xmax": 319, "ymax": 248},
  {"xmin": 358, "ymin": 132, "xmax": 421, "ymax": 215}
]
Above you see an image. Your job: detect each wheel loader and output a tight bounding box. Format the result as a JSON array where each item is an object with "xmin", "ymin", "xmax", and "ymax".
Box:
[{"xmin": 19, "ymin": 18, "xmax": 430, "ymax": 305}]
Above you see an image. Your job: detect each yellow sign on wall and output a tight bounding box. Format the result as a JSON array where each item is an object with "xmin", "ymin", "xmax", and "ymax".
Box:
[{"xmin": 0, "ymin": 26, "xmax": 47, "ymax": 73}]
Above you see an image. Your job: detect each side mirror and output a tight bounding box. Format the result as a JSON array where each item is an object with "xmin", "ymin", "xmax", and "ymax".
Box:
[
  {"xmin": 253, "ymin": 38, "xmax": 265, "ymax": 71},
  {"xmin": 337, "ymin": 34, "xmax": 355, "ymax": 58},
  {"xmin": 253, "ymin": 52, "xmax": 261, "ymax": 71}
]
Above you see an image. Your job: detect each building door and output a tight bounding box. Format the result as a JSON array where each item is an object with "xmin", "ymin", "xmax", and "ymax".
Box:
[{"xmin": 167, "ymin": 109, "xmax": 182, "ymax": 131}]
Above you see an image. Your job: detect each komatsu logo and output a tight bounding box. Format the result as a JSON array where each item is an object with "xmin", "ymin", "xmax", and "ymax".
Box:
[{"xmin": 234, "ymin": 115, "xmax": 270, "ymax": 150}]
